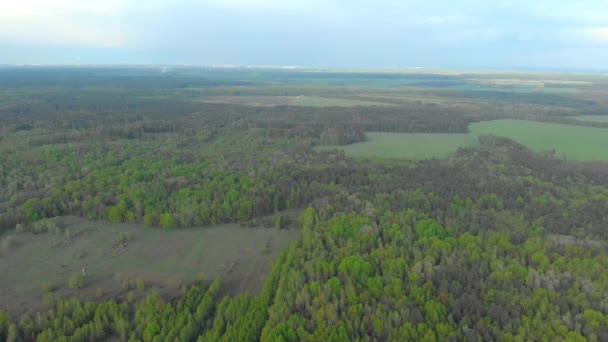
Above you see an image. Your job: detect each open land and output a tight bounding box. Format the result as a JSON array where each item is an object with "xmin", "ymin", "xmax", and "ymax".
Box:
[
  {"xmin": 469, "ymin": 119, "xmax": 608, "ymax": 161},
  {"xmin": 0, "ymin": 216, "xmax": 299, "ymax": 317}
]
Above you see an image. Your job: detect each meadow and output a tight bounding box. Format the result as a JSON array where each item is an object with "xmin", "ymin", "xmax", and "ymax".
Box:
[
  {"xmin": 0, "ymin": 216, "xmax": 299, "ymax": 317},
  {"xmin": 317, "ymin": 118, "xmax": 608, "ymax": 161},
  {"xmin": 469, "ymin": 119, "xmax": 608, "ymax": 160},
  {"xmin": 315, "ymin": 132, "xmax": 478, "ymax": 159}
]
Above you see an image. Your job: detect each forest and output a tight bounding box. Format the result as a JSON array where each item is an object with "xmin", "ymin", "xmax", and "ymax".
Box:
[{"xmin": 1, "ymin": 67, "xmax": 608, "ymax": 341}]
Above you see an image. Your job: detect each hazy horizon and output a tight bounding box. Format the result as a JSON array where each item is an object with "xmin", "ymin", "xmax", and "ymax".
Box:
[
  {"xmin": 2, "ymin": 64, "xmax": 608, "ymax": 75},
  {"xmin": 2, "ymin": 1, "xmax": 608, "ymax": 70}
]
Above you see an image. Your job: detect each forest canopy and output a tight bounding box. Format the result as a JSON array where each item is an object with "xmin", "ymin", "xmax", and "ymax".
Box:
[{"xmin": 1, "ymin": 67, "xmax": 608, "ymax": 341}]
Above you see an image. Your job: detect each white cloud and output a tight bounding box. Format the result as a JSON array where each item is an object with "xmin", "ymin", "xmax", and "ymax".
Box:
[
  {"xmin": 584, "ymin": 27, "xmax": 608, "ymax": 42},
  {"xmin": 422, "ymin": 14, "xmax": 475, "ymax": 27},
  {"xmin": 520, "ymin": 1, "xmax": 608, "ymax": 25},
  {"xmin": 1, "ymin": 0, "xmax": 607, "ymax": 57},
  {"xmin": 203, "ymin": 0, "xmax": 321, "ymax": 11},
  {"xmin": 1, "ymin": 0, "xmax": 124, "ymax": 17},
  {"xmin": 0, "ymin": 0, "xmax": 127, "ymax": 47},
  {"xmin": 436, "ymin": 29, "xmax": 500, "ymax": 42}
]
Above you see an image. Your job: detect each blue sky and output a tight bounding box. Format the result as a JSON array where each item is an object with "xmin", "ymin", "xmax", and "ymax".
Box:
[{"xmin": 1, "ymin": 0, "xmax": 608, "ymax": 69}]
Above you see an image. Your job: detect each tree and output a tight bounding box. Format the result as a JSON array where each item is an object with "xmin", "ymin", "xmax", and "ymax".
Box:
[
  {"xmin": 0, "ymin": 309, "xmax": 7, "ymax": 339},
  {"xmin": 23, "ymin": 198, "xmax": 42, "ymax": 223},
  {"xmin": 160, "ymin": 213, "xmax": 177, "ymax": 229},
  {"xmin": 107, "ymin": 206, "xmax": 123, "ymax": 223},
  {"xmin": 273, "ymin": 212, "xmax": 283, "ymax": 230},
  {"xmin": 69, "ymin": 272, "xmax": 85, "ymax": 289}
]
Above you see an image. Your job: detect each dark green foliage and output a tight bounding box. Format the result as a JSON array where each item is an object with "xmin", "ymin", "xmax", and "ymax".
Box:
[
  {"xmin": 23, "ymin": 199, "xmax": 42, "ymax": 224},
  {"xmin": 0, "ymin": 309, "xmax": 7, "ymax": 340}
]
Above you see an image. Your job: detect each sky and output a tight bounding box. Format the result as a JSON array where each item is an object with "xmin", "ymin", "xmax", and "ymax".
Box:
[{"xmin": 1, "ymin": 0, "xmax": 608, "ymax": 70}]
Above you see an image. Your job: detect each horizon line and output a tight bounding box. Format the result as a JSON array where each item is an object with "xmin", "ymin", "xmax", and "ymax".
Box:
[{"xmin": 1, "ymin": 63, "xmax": 607, "ymax": 75}]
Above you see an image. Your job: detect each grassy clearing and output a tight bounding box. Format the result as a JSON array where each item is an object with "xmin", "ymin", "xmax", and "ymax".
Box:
[
  {"xmin": 469, "ymin": 119, "xmax": 608, "ymax": 161},
  {"xmin": 316, "ymin": 132, "xmax": 478, "ymax": 159},
  {"xmin": 200, "ymin": 95, "xmax": 394, "ymax": 107},
  {"xmin": 0, "ymin": 216, "xmax": 299, "ymax": 317},
  {"xmin": 573, "ymin": 115, "xmax": 608, "ymax": 123}
]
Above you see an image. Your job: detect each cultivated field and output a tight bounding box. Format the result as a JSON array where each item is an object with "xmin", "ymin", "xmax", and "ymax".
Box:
[
  {"xmin": 0, "ymin": 216, "xmax": 299, "ymax": 317},
  {"xmin": 316, "ymin": 132, "xmax": 478, "ymax": 159},
  {"xmin": 469, "ymin": 119, "xmax": 608, "ymax": 160}
]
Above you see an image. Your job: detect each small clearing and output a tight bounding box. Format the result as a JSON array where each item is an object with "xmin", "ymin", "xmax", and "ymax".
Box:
[{"xmin": 316, "ymin": 132, "xmax": 478, "ymax": 159}]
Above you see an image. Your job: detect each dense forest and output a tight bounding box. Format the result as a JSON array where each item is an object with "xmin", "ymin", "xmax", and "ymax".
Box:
[{"xmin": 1, "ymin": 67, "xmax": 608, "ymax": 341}]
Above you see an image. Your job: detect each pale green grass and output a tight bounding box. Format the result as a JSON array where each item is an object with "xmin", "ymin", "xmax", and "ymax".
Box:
[
  {"xmin": 316, "ymin": 132, "xmax": 478, "ymax": 159},
  {"xmin": 469, "ymin": 119, "xmax": 608, "ymax": 160},
  {"xmin": 318, "ymin": 119, "xmax": 608, "ymax": 161},
  {"xmin": 0, "ymin": 216, "xmax": 298, "ymax": 316},
  {"xmin": 572, "ymin": 115, "xmax": 608, "ymax": 123}
]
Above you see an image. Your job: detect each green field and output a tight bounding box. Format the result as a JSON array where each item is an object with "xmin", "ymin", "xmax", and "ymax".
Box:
[
  {"xmin": 316, "ymin": 132, "xmax": 478, "ymax": 159},
  {"xmin": 469, "ymin": 119, "xmax": 608, "ymax": 160},
  {"xmin": 573, "ymin": 115, "xmax": 608, "ymax": 122},
  {"xmin": 317, "ymin": 119, "xmax": 608, "ymax": 161}
]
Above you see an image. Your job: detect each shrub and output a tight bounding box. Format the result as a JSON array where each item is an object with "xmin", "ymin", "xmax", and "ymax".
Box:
[
  {"xmin": 1, "ymin": 237, "xmax": 14, "ymax": 252},
  {"xmin": 273, "ymin": 212, "xmax": 283, "ymax": 230},
  {"xmin": 15, "ymin": 224, "xmax": 29, "ymax": 233},
  {"xmin": 122, "ymin": 277, "xmax": 137, "ymax": 290},
  {"xmin": 160, "ymin": 213, "xmax": 177, "ymax": 229},
  {"xmin": 68, "ymin": 272, "xmax": 85, "ymax": 290},
  {"xmin": 31, "ymin": 218, "xmax": 64, "ymax": 235},
  {"xmin": 49, "ymin": 224, "xmax": 62, "ymax": 235},
  {"xmin": 0, "ymin": 309, "xmax": 7, "ymax": 337},
  {"xmin": 43, "ymin": 294, "xmax": 58, "ymax": 306},
  {"xmin": 136, "ymin": 279, "xmax": 145, "ymax": 290},
  {"xmin": 33, "ymin": 223, "xmax": 44, "ymax": 234},
  {"xmin": 115, "ymin": 232, "xmax": 133, "ymax": 244},
  {"xmin": 41, "ymin": 282, "xmax": 55, "ymax": 293}
]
